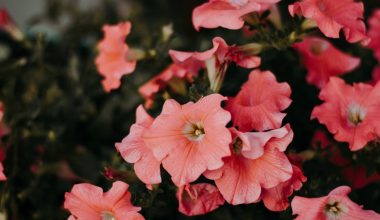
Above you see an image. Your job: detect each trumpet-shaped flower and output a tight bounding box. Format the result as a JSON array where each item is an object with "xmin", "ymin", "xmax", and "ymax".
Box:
[
  {"xmin": 294, "ymin": 37, "xmax": 360, "ymax": 88},
  {"xmin": 291, "ymin": 186, "xmax": 380, "ymax": 220},
  {"xmin": 289, "ymin": 0, "xmax": 367, "ymax": 43},
  {"xmin": 177, "ymin": 183, "xmax": 225, "ymax": 216},
  {"xmin": 64, "ymin": 181, "xmax": 144, "ymax": 220},
  {"xmin": 226, "ymin": 70, "xmax": 291, "ymax": 132},
  {"xmin": 95, "ymin": 22, "xmax": 136, "ymax": 92},
  {"xmin": 205, "ymin": 125, "xmax": 293, "ymax": 205},
  {"xmin": 115, "ymin": 105, "xmax": 161, "ymax": 186},
  {"xmin": 311, "ymin": 77, "xmax": 380, "ymax": 151},
  {"xmin": 144, "ymin": 94, "xmax": 231, "ymax": 186}
]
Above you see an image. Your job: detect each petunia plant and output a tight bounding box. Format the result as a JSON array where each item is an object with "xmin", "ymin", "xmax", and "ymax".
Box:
[{"xmin": 1, "ymin": 0, "xmax": 380, "ymax": 219}]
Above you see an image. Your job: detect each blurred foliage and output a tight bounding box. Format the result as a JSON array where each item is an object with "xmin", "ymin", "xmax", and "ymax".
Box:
[{"xmin": 0, "ymin": 0, "xmax": 380, "ymax": 219}]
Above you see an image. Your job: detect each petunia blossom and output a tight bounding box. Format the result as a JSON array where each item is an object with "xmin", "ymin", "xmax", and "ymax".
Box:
[
  {"xmin": 115, "ymin": 105, "xmax": 161, "ymax": 186},
  {"xmin": 95, "ymin": 22, "xmax": 136, "ymax": 92},
  {"xmin": 291, "ymin": 186, "xmax": 380, "ymax": 220},
  {"xmin": 226, "ymin": 69, "xmax": 291, "ymax": 132},
  {"xmin": 289, "ymin": 0, "xmax": 367, "ymax": 43},
  {"xmin": 311, "ymin": 77, "xmax": 380, "ymax": 151},
  {"xmin": 261, "ymin": 164, "xmax": 307, "ymax": 211},
  {"xmin": 192, "ymin": 0, "xmax": 280, "ymax": 31},
  {"xmin": 144, "ymin": 94, "xmax": 232, "ymax": 186},
  {"xmin": 138, "ymin": 64, "xmax": 189, "ymax": 109},
  {"xmin": 293, "ymin": 37, "xmax": 360, "ymax": 88},
  {"xmin": 368, "ymin": 9, "xmax": 380, "ymax": 61},
  {"xmin": 170, "ymin": 37, "xmax": 261, "ymax": 91},
  {"xmin": 177, "ymin": 183, "xmax": 225, "ymax": 216},
  {"xmin": 64, "ymin": 181, "xmax": 144, "ymax": 220},
  {"xmin": 205, "ymin": 125, "xmax": 294, "ymax": 205}
]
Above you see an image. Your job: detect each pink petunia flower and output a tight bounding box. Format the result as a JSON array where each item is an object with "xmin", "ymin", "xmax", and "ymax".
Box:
[
  {"xmin": 368, "ymin": 10, "xmax": 380, "ymax": 61},
  {"xmin": 311, "ymin": 77, "xmax": 380, "ymax": 151},
  {"xmin": 95, "ymin": 22, "xmax": 136, "ymax": 92},
  {"xmin": 261, "ymin": 164, "xmax": 307, "ymax": 211},
  {"xmin": 138, "ymin": 64, "xmax": 190, "ymax": 109},
  {"xmin": 192, "ymin": 0, "xmax": 280, "ymax": 31},
  {"xmin": 177, "ymin": 183, "xmax": 225, "ymax": 216},
  {"xmin": 289, "ymin": 0, "xmax": 367, "ymax": 43},
  {"xmin": 143, "ymin": 94, "xmax": 232, "ymax": 186},
  {"xmin": 115, "ymin": 105, "xmax": 161, "ymax": 186},
  {"xmin": 64, "ymin": 181, "xmax": 144, "ymax": 220},
  {"xmin": 293, "ymin": 37, "xmax": 360, "ymax": 88},
  {"xmin": 291, "ymin": 186, "xmax": 380, "ymax": 220},
  {"xmin": 226, "ymin": 69, "xmax": 291, "ymax": 132},
  {"xmin": 170, "ymin": 37, "xmax": 261, "ymax": 91},
  {"xmin": 205, "ymin": 125, "xmax": 294, "ymax": 205}
]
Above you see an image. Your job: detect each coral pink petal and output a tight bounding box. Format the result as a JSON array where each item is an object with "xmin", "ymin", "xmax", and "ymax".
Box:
[
  {"xmin": 209, "ymin": 156, "xmax": 262, "ymax": 205},
  {"xmin": 192, "ymin": 1, "xmax": 260, "ymax": 31},
  {"xmin": 250, "ymin": 149, "xmax": 293, "ymax": 189},
  {"xmin": 115, "ymin": 105, "xmax": 161, "ymax": 185},
  {"xmin": 262, "ymin": 165, "xmax": 307, "ymax": 211},
  {"xmin": 291, "ymin": 196, "xmax": 326, "ymax": 220}
]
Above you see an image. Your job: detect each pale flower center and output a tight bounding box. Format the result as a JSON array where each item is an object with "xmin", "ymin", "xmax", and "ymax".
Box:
[
  {"xmin": 101, "ymin": 211, "xmax": 116, "ymax": 220},
  {"xmin": 324, "ymin": 201, "xmax": 347, "ymax": 219},
  {"xmin": 183, "ymin": 122, "xmax": 205, "ymax": 141},
  {"xmin": 347, "ymin": 104, "xmax": 366, "ymax": 126}
]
